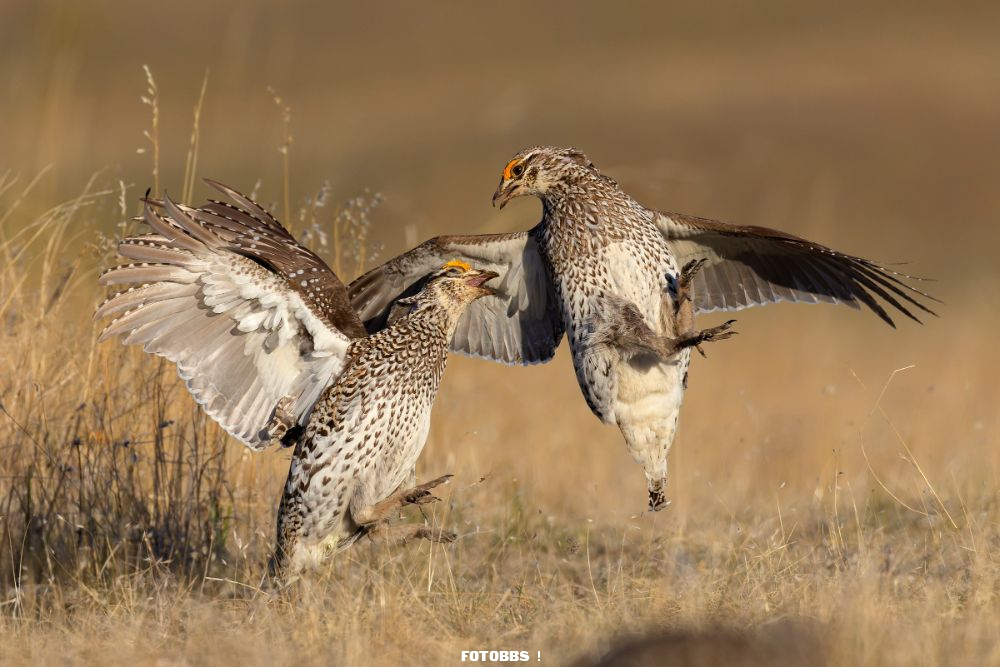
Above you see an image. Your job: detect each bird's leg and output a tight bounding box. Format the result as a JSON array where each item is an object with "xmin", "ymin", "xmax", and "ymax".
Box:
[
  {"xmin": 390, "ymin": 467, "xmax": 419, "ymax": 521},
  {"xmin": 673, "ymin": 258, "xmax": 705, "ymax": 335},
  {"xmin": 354, "ymin": 475, "xmax": 457, "ymax": 546},
  {"xmin": 661, "ymin": 259, "xmax": 738, "ymax": 358},
  {"xmin": 588, "ymin": 296, "xmax": 667, "ymax": 359},
  {"xmin": 648, "ymin": 478, "xmax": 670, "ymax": 512},
  {"xmin": 351, "ymin": 474, "xmax": 453, "ymax": 526},
  {"xmin": 589, "ymin": 293, "xmax": 736, "ymax": 362}
]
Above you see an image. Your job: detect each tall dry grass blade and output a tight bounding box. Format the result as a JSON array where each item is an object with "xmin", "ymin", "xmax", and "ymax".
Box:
[
  {"xmin": 852, "ymin": 366, "xmax": 958, "ymax": 529},
  {"xmin": 859, "ymin": 440, "xmax": 929, "ymax": 515},
  {"xmin": 182, "ymin": 69, "xmax": 210, "ymax": 204},
  {"xmin": 139, "ymin": 65, "xmax": 160, "ymax": 195},
  {"xmin": 267, "ymin": 86, "xmax": 293, "ymax": 230},
  {"xmin": 0, "ymin": 166, "xmax": 54, "ymax": 256}
]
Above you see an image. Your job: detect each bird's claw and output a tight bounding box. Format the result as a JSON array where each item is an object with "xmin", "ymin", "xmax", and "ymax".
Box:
[
  {"xmin": 410, "ymin": 527, "xmax": 458, "ymax": 544},
  {"xmin": 674, "ymin": 259, "xmax": 708, "ymax": 314},
  {"xmin": 689, "ymin": 319, "xmax": 737, "ymax": 357},
  {"xmin": 428, "ymin": 528, "xmax": 458, "ymax": 543},
  {"xmin": 648, "ymin": 483, "xmax": 671, "ymax": 511},
  {"xmin": 405, "ymin": 490, "xmax": 441, "ymax": 506},
  {"xmin": 401, "ymin": 474, "xmax": 453, "ymax": 506},
  {"xmin": 679, "ymin": 258, "xmax": 708, "ymax": 289},
  {"xmin": 698, "ymin": 319, "xmax": 737, "ymax": 343}
]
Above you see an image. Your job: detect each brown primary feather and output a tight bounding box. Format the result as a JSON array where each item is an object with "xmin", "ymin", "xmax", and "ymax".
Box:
[{"xmin": 660, "ymin": 211, "xmax": 937, "ymax": 327}]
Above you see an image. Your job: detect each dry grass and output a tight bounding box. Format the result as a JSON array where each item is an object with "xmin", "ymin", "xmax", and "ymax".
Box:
[
  {"xmin": 2, "ymin": 255, "xmax": 999, "ymax": 666},
  {"xmin": 2, "ymin": 2, "xmax": 999, "ymax": 665}
]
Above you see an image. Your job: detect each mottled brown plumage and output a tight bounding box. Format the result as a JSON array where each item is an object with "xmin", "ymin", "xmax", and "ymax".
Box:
[
  {"xmin": 349, "ymin": 146, "xmax": 935, "ymax": 510},
  {"xmin": 96, "ymin": 183, "xmax": 496, "ymax": 583},
  {"xmin": 269, "ymin": 260, "xmax": 496, "ymax": 581}
]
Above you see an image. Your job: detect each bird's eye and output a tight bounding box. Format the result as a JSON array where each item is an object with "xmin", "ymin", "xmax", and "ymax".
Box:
[
  {"xmin": 447, "ymin": 267, "xmax": 462, "ymax": 276},
  {"xmin": 511, "ymin": 163, "xmax": 525, "ymax": 178}
]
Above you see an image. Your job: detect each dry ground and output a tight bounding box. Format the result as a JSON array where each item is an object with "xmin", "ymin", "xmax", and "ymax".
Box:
[{"xmin": 1, "ymin": 2, "xmax": 999, "ymax": 665}]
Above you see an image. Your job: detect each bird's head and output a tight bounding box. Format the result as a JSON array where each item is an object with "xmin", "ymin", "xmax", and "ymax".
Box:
[
  {"xmin": 423, "ymin": 260, "xmax": 499, "ymax": 307},
  {"xmin": 492, "ymin": 146, "xmax": 596, "ymax": 209}
]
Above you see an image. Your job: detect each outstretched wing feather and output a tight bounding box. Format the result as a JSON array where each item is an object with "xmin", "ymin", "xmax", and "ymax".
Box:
[
  {"xmin": 96, "ymin": 182, "xmax": 359, "ymax": 450},
  {"xmin": 657, "ymin": 211, "xmax": 936, "ymax": 326},
  {"xmin": 348, "ymin": 229, "xmax": 564, "ymax": 365}
]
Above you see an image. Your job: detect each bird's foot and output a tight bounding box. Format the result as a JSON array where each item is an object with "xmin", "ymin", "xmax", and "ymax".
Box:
[
  {"xmin": 648, "ymin": 481, "xmax": 671, "ymax": 512},
  {"xmin": 357, "ymin": 474, "xmax": 453, "ymax": 526},
  {"xmin": 657, "ymin": 319, "xmax": 736, "ymax": 359},
  {"xmin": 677, "ymin": 258, "xmax": 708, "ymax": 302},
  {"xmin": 367, "ymin": 522, "xmax": 458, "ymax": 545},
  {"xmin": 673, "ymin": 258, "xmax": 709, "ymax": 318},
  {"xmin": 263, "ymin": 546, "xmax": 299, "ymax": 594},
  {"xmin": 412, "ymin": 526, "xmax": 458, "ymax": 543},
  {"xmin": 685, "ymin": 319, "xmax": 737, "ymax": 357},
  {"xmin": 401, "ymin": 474, "xmax": 454, "ymax": 507}
]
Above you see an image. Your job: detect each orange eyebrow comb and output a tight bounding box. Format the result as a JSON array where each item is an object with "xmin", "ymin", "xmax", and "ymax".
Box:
[{"xmin": 503, "ymin": 159, "xmax": 520, "ymax": 180}]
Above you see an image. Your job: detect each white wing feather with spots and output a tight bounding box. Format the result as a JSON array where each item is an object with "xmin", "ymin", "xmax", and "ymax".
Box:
[{"xmin": 96, "ymin": 182, "xmax": 364, "ymax": 450}]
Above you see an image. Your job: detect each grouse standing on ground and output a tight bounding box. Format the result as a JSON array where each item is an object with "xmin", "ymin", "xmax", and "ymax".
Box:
[{"xmin": 96, "ymin": 182, "xmax": 496, "ymax": 582}]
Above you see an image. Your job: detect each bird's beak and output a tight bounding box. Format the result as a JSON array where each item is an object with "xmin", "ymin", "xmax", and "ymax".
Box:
[
  {"xmin": 492, "ymin": 180, "xmax": 516, "ymax": 210},
  {"xmin": 465, "ymin": 269, "xmax": 499, "ymax": 295}
]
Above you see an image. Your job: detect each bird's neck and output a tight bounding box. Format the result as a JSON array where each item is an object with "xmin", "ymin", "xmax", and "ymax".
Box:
[
  {"xmin": 406, "ymin": 300, "xmax": 463, "ymax": 338},
  {"xmin": 539, "ymin": 175, "xmax": 646, "ymax": 234}
]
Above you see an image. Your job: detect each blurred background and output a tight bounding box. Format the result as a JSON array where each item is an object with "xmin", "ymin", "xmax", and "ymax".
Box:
[
  {"xmin": 2, "ymin": 0, "xmax": 998, "ymax": 522},
  {"xmin": 4, "ymin": 3, "xmax": 1000, "ymax": 663}
]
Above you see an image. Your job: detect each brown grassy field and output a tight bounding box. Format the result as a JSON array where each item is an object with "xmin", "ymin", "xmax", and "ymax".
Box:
[{"xmin": 2, "ymin": 2, "xmax": 999, "ymax": 665}]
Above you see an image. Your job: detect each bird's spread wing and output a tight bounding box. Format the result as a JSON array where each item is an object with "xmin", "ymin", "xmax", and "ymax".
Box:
[
  {"xmin": 349, "ymin": 230, "xmax": 564, "ymax": 364},
  {"xmin": 96, "ymin": 180, "xmax": 365, "ymax": 450},
  {"xmin": 655, "ymin": 211, "xmax": 937, "ymax": 327}
]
